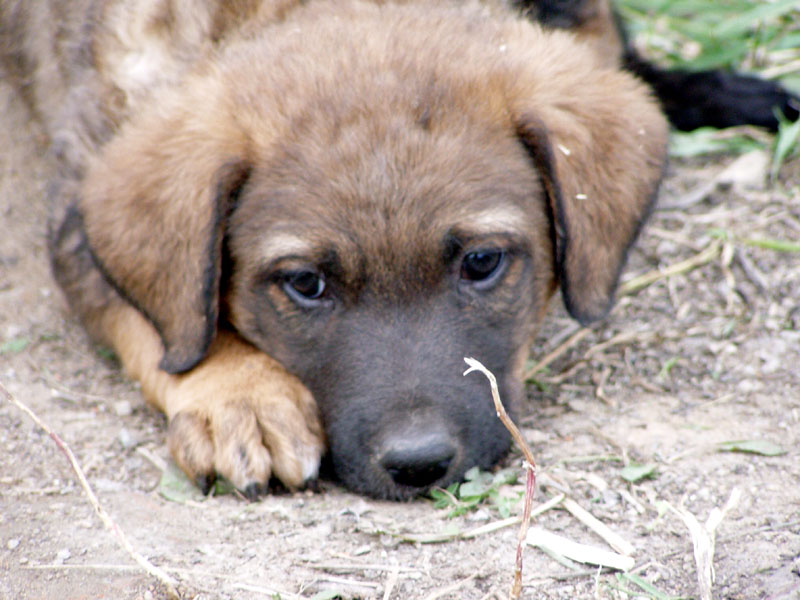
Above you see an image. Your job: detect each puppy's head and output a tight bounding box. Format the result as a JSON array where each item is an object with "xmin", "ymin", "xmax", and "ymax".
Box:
[{"xmin": 80, "ymin": 3, "xmax": 667, "ymax": 499}]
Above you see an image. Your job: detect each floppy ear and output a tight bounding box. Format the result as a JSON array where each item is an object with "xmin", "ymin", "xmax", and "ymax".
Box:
[
  {"xmin": 514, "ymin": 66, "xmax": 668, "ymax": 324},
  {"xmin": 80, "ymin": 102, "xmax": 250, "ymax": 374}
]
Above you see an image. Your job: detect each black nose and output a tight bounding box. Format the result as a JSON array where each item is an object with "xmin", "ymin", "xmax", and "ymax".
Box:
[{"xmin": 379, "ymin": 434, "xmax": 455, "ymax": 488}]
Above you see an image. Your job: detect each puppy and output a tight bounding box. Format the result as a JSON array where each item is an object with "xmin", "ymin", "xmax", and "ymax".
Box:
[{"xmin": 3, "ymin": 0, "xmax": 671, "ymax": 499}]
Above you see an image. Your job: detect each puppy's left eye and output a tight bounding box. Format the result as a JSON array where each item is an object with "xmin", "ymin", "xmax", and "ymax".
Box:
[
  {"xmin": 460, "ymin": 249, "xmax": 506, "ymax": 285},
  {"xmin": 283, "ymin": 270, "xmax": 327, "ymax": 306}
]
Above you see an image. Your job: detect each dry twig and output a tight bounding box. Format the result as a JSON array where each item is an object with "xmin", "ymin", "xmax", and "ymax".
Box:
[
  {"xmin": 668, "ymin": 488, "xmax": 742, "ymax": 600},
  {"xmin": 525, "ymin": 239, "xmax": 723, "ymax": 382},
  {"xmin": 561, "ymin": 498, "xmax": 634, "ymax": 557},
  {"xmin": 0, "ymin": 382, "xmax": 181, "ymax": 599},
  {"xmin": 525, "ymin": 240, "xmax": 723, "ymax": 384},
  {"xmin": 526, "ymin": 527, "xmax": 635, "ymax": 571},
  {"xmin": 618, "ymin": 239, "xmax": 723, "ymax": 296},
  {"xmin": 524, "ymin": 327, "xmax": 592, "ymax": 380},
  {"xmin": 382, "ymin": 565, "xmax": 401, "ymax": 600},
  {"xmin": 422, "ymin": 572, "xmax": 480, "ymax": 600},
  {"xmin": 464, "ymin": 358, "xmax": 537, "ymax": 600}
]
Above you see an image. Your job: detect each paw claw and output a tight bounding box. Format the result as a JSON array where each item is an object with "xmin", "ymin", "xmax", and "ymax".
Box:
[
  {"xmin": 195, "ymin": 473, "xmax": 216, "ymax": 495},
  {"xmin": 243, "ymin": 482, "xmax": 267, "ymax": 500},
  {"xmin": 303, "ymin": 477, "xmax": 321, "ymax": 494}
]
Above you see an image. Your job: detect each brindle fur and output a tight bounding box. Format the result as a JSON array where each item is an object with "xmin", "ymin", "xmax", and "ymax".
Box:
[{"xmin": 1, "ymin": 0, "xmax": 668, "ymax": 499}]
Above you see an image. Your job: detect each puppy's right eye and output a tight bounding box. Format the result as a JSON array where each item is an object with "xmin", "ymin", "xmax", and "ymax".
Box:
[
  {"xmin": 460, "ymin": 249, "xmax": 506, "ymax": 287},
  {"xmin": 282, "ymin": 270, "xmax": 326, "ymax": 306}
]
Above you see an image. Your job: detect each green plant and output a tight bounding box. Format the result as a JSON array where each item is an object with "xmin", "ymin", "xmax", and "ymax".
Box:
[{"xmin": 430, "ymin": 466, "xmax": 520, "ymax": 518}]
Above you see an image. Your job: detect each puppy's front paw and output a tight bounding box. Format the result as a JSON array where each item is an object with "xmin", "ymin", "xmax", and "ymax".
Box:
[{"xmin": 164, "ymin": 337, "xmax": 325, "ymax": 497}]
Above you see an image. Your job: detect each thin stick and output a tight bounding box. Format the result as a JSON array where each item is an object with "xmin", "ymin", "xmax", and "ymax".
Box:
[
  {"xmin": 524, "ymin": 240, "xmax": 722, "ymax": 381},
  {"xmin": 462, "ymin": 493, "xmax": 565, "ymax": 539},
  {"xmin": 309, "ymin": 562, "xmax": 420, "ymax": 574},
  {"xmin": 0, "ymin": 382, "xmax": 181, "ymax": 599},
  {"xmin": 422, "ymin": 572, "xmax": 480, "ymax": 600},
  {"xmin": 464, "ymin": 358, "xmax": 537, "ymax": 600},
  {"xmin": 23, "ymin": 563, "xmax": 141, "ymax": 572},
  {"xmin": 561, "ymin": 498, "xmax": 634, "ymax": 556},
  {"xmin": 316, "ymin": 575, "xmax": 379, "ymax": 589},
  {"xmin": 667, "ymin": 488, "xmax": 741, "ymax": 600},
  {"xmin": 136, "ymin": 445, "xmax": 168, "ymax": 472},
  {"xmin": 524, "ymin": 327, "xmax": 592, "ymax": 379},
  {"xmin": 583, "ymin": 330, "xmax": 656, "ymax": 359},
  {"xmin": 617, "ymin": 239, "xmax": 722, "ymax": 296},
  {"xmin": 383, "ymin": 565, "xmax": 400, "ymax": 600},
  {"xmin": 526, "ymin": 527, "xmax": 635, "ymax": 571}
]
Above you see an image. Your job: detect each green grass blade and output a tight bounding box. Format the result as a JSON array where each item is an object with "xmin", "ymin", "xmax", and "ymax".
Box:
[{"xmin": 714, "ymin": 0, "xmax": 800, "ymax": 37}]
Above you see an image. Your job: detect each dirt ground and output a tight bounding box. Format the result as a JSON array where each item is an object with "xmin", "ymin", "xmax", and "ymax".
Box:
[{"xmin": 1, "ymin": 65, "xmax": 799, "ymax": 599}]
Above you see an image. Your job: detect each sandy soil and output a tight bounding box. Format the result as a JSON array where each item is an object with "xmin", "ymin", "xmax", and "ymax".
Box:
[{"xmin": 1, "ymin": 71, "xmax": 799, "ymax": 600}]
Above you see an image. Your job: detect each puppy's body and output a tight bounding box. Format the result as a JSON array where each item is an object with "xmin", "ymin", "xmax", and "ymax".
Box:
[{"xmin": 2, "ymin": 0, "xmax": 669, "ymax": 498}]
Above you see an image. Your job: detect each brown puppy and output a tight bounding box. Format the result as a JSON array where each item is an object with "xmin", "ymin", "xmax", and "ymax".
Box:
[{"xmin": 2, "ymin": 0, "xmax": 667, "ymax": 499}]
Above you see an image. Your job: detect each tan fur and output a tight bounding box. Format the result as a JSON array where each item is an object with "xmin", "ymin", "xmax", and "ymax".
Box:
[{"xmin": 3, "ymin": 0, "xmax": 668, "ymax": 496}]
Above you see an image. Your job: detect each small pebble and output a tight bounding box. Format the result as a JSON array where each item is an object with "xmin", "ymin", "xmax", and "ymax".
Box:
[
  {"xmin": 7, "ymin": 538, "xmax": 20, "ymax": 550},
  {"xmin": 524, "ymin": 428, "xmax": 549, "ymax": 444},
  {"xmin": 113, "ymin": 400, "xmax": 133, "ymax": 417},
  {"xmin": 55, "ymin": 548, "xmax": 71, "ymax": 563},
  {"xmin": 93, "ymin": 478, "xmax": 124, "ymax": 493},
  {"xmin": 467, "ymin": 508, "xmax": 491, "ymax": 522},
  {"xmin": 737, "ymin": 379, "xmax": 763, "ymax": 393},
  {"xmin": 118, "ymin": 428, "xmax": 138, "ymax": 449},
  {"xmin": 4, "ymin": 324, "xmax": 22, "ymax": 338}
]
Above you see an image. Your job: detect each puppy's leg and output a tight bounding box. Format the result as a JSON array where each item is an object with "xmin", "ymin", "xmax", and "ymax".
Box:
[
  {"xmin": 50, "ymin": 202, "xmax": 324, "ymax": 496},
  {"xmin": 622, "ymin": 52, "xmax": 800, "ymax": 131},
  {"xmin": 104, "ymin": 307, "xmax": 324, "ymax": 496}
]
